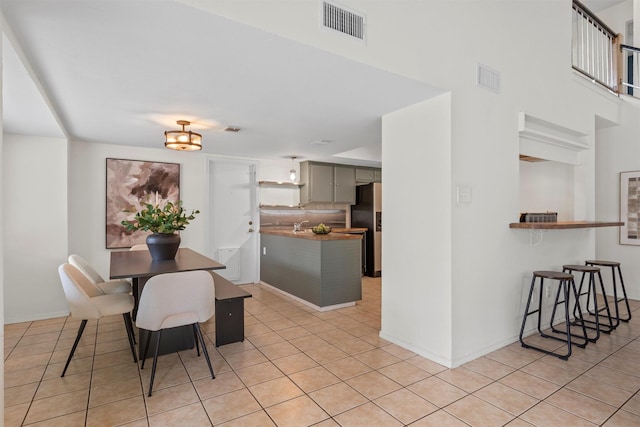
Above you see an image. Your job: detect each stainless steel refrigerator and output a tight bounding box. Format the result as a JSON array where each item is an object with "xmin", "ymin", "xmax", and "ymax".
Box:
[{"xmin": 351, "ymin": 183, "xmax": 381, "ymax": 277}]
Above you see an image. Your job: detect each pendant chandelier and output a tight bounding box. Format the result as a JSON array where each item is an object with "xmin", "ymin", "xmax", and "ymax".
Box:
[
  {"xmin": 289, "ymin": 156, "xmax": 297, "ymax": 181},
  {"xmin": 164, "ymin": 120, "xmax": 202, "ymax": 151}
]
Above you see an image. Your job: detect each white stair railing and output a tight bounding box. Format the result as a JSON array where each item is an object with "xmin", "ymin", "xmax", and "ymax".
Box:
[
  {"xmin": 572, "ymin": 0, "xmax": 621, "ymax": 93},
  {"xmin": 621, "ymin": 44, "xmax": 640, "ymax": 97}
]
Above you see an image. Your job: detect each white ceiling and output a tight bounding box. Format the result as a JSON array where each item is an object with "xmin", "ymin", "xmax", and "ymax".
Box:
[
  {"xmin": 1, "ymin": 0, "xmax": 444, "ymax": 167},
  {"xmin": 583, "ymin": 0, "xmax": 627, "ymax": 12}
]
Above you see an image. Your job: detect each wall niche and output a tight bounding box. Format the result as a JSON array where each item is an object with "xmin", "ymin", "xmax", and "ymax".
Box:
[{"xmin": 518, "ymin": 112, "xmax": 588, "ymax": 221}]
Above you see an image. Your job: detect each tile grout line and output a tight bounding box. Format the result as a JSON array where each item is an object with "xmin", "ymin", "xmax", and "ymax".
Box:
[{"xmin": 5, "ymin": 284, "xmax": 640, "ymax": 427}]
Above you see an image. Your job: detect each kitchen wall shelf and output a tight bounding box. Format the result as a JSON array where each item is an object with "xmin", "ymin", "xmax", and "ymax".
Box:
[
  {"xmin": 259, "ymin": 204, "xmax": 302, "ymax": 209},
  {"xmin": 509, "ymin": 221, "xmax": 623, "ymax": 229},
  {"xmin": 258, "ymin": 180, "xmax": 305, "ymax": 187}
]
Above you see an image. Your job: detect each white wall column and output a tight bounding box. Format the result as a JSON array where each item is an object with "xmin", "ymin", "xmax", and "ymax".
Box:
[
  {"xmin": 3, "ymin": 135, "xmax": 69, "ymax": 323},
  {"xmin": 380, "ymin": 93, "xmax": 453, "ymax": 366},
  {"xmin": 0, "ymin": 23, "xmax": 5, "ymax": 419}
]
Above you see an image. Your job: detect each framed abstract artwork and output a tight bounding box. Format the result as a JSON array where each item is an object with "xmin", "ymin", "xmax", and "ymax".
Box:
[
  {"xmin": 620, "ymin": 170, "xmax": 640, "ymax": 245},
  {"xmin": 106, "ymin": 158, "xmax": 180, "ymax": 249}
]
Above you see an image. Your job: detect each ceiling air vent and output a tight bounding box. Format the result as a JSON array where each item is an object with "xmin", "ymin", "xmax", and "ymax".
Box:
[
  {"xmin": 322, "ymin": 1, "xmax": 366, "ymax": 41},
  {"xmin": 477, "ymin": 64, "xmax": 500, "ymax": 93}
]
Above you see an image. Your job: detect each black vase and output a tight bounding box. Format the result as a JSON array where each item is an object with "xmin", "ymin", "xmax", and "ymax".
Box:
[{"xmin": 146, "ymin": 233, "xmax": 181, "ymax": 261}]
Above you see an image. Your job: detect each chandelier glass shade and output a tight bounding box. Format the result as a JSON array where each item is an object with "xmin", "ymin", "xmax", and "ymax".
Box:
[
  {"xmin": 164, "ymin": 120, "xmax": 202, "ymax": 151},
  {"xmin": 289, "ymin": 156, "xmax": 297, "ymax": 181}
]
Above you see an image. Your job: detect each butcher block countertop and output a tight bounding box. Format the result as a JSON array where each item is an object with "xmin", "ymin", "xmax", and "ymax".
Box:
[
  {"xmin": 509, "ymin": 221, "xmax": 623, "ymax": 229},
  {"xmin": 331, "ymin": 227, "xmax": 368, "ymax": 233},
  {"xmin": 260, "ymin": 228, "xmax": 366, "ymax": 240}
]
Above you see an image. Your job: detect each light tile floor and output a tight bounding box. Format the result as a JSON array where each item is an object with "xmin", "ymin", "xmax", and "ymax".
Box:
[{"xmin": 5, "ymin": 277, "xmax": 640, "ymax": 426}]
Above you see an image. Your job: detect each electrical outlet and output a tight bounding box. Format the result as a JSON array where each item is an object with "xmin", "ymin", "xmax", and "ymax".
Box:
[{"xmin": 263, "ymin": 247, "xmax": 266, "ymax": 255}]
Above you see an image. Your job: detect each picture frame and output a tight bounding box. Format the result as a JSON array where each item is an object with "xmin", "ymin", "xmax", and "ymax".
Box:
[
  {"xmin": 106, "ymin": 158, "xmax": 180, "ymax": 249},
  {"xmin": 620, "ymin": 170, "xmax": 640, "ymax": 245}
]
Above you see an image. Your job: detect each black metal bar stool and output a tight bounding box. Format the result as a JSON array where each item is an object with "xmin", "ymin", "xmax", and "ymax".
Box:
[
  {"xmin": 519, "ymin": 270, "xmax": 589, "ymax": 360},
  {"xmin": 585, "ymin": 260, "xmax": 632, "ymax": 327},
  {"xmin": 562, "ymin": 264, "xmax": 615, "ymax": 341}
]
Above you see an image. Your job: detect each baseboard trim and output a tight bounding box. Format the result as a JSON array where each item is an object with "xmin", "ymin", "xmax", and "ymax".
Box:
[
  {"xmin": 260, "ymin": 281, "xmax": 356, "ymax": 312},
  {"xmin": 4, "ymin": 310, "xmax": 70, "ymax": 325}
]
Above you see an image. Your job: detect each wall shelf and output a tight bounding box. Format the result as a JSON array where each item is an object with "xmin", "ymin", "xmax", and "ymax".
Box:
[
  {"xmin": 259, "ymin": 204, "xmax": 302, "ymax": 209},
  {"xmin": 509, "ymin": 221, "xmax": 623, "ymax": 229},
  {"xmin": 258, "ymin": 180, "xmax": 305, "ymax": 187}
]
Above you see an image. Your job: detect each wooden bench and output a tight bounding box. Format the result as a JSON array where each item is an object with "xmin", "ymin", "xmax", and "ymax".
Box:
[{"xmin": 211, "ymin": 272, "xmax": 252, "ymax": 347}]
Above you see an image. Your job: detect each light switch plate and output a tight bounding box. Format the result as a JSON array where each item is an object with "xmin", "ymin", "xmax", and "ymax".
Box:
[{"xmin": 457, "ymin": 185, "xmax": 472, "ymax": 204}]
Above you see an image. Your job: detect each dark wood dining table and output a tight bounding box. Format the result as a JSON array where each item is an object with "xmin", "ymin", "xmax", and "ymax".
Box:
[{"xmin": 110, "ymin": 247, "xmax": 225, "ymax": 357}]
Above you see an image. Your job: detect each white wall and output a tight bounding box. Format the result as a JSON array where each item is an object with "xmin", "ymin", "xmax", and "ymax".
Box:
[
  {"xmin": 4, "ymin": 1, "xmax": 637, "ymax": 368},
  {"xmin": 1, "ymin": 31, "xmax": 5, "ymax": 417},
  {"xmin": 257, "ymin": 158, "xmax": 301, "ymax": 206},
  {"xmin": 594, "ymin": 0, "xmax": 640, "ymax": 302},
  {"xmin": 519, "ymin": 160, "xmax": 575, "ymax": 221},
  {"xmin": 67, "ymin": 140, "xmax": 209, "ymax": 280},
  {"xmin": 2, "ymin": 138, "xmax": 330, "ymax": 324},
  {"xmin": 381, "ymin": 94, "xmax": 452, "ymax": 364},
  {"xmin": 598, "ymin": 0, "xmax": 633, "ymax": 38},
  {"xmin": 67, "ymin": 142, "xmax": 302, "ymax": 282},
  {"xmin": 164, "ymin": 1, "xmax": 629, "ymax": 366},
  {"xmin": 595, "ymin": 101, "xmax": 640, "ymax": 300},
  {"xmin": 3, "ymin": 135, "xmax": 69, "ymax": 323}
]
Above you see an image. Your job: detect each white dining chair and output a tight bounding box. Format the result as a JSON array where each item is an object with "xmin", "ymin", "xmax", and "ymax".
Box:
[
  {"xmin": 68, "ymin": 254, "xmax": 132, "ymax": 295},
  {"xmin": 136, "ymin": 270, "xmax": 216, "ymax": 396},
  {"xmin": 58, "ymin": 263, "xmax": 137, "ymax": 376},
  {"xmin": 129, "ymin": 244, "xmax": 148, "ymax": 251}
]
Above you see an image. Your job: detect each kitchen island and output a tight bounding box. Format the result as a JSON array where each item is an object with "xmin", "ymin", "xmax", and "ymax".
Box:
[{"xmin": 260, "ymin": 228, "xmax": 364, "ymax": 310}]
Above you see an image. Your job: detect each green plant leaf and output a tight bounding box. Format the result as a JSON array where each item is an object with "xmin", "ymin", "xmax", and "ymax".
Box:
[{"xmin": 120, "ymin": 200, "xmax": 200, "ymax": 234}]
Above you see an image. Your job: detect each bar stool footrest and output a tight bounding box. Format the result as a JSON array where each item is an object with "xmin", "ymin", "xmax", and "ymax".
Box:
[{"xmin": 520, "ymin": 341, "xmax": 570, "ymax": 360}]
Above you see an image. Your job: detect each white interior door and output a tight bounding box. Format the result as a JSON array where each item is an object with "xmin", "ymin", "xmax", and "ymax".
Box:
[{"xmin": 208, "ymin": 159, "xmax": 258, "ymax": 284}]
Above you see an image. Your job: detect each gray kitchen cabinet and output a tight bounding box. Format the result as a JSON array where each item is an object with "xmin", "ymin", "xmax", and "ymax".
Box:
[
  {"xmin": 303, "ymin": 162, "xmax": 333, "ymax": 203},
  {"xmin": 355, "ymin": 168, "xmax": 375, "ymax": 183},
  {"xmin": 356, "ymin": 167, "xmax": 382, "ymax": 184},
  {"xmin": 260, "ymin": 233, "xmax": 362, "ymax": 307},
  {"xmin": 300, "ymin": 161, "xmax": 356, "ymax": 204},
  {"xmin": 334, "ymin": 165, "xmax": 356, "ymax": 203}
]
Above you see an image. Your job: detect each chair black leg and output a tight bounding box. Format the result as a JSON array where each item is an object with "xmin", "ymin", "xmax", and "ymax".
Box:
[
  {"xmin": 539, "ymin": 278, "xmax": 579, "ymax": 359},
  {"xmin": 519, "ymin": 275, "xmax": 538, "ymax": 346},
  {"xmin": 596, "ymin": 271, "xmax": 615, "ymax": 332},
  {"xmin": 549, "ymin": 278, "xmax": 588, "ymax": 351},
  {"xmin": 194, "ymin": 323, "xmax": 215, "ymax": 379},
  {"xmin": 148, "ymin": 330, "xmax": 162, "ymax": 397},
  {"xmin": 549, "ymin": 280, "xmax": 564, "ymax": 335},
  {"xmin": 193, "ymin": 325, "xmax": 200, "ymax": 357},
  {"xmin": 586, "ymin": 272, "xmax": 600, "ymax": 341},
  {"xmin": 570, "ymin": 272, "xmax": 601, "ymax": 342},
  {"xmin": 132, "ymin": 278, "xmax": 139, "ymax": 322},
  {"xmin": 569, "ymin": 278, "xmax": 589, "ymax": 347},
  {"xmin": 61, "ymin": 319, "xmax": 87, "ymax": 377},
  {"xmin": 609, "ymin": 267, "xmax": 622, "ymax": 328},
  {"xmin": 122, "ymin": 313, "xmax": 138, "ymax": 363},
  {"xmin": 141, "ymin": 330, "xmax": 152, "ymax": 370},
  {"xmin": 615, "ymin": 266, "xmax": 632, "ymax": 322},
  {"xmin": 536, "ymin": 277, "xmax": 545, "ymax": 334},
  {"xmin": 562, "ymin": 279, "xmax": 573, "ymax": 358}
]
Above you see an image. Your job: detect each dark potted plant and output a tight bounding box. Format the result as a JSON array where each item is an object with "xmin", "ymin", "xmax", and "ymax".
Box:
[{"xmin": 121, "ymin": 201, "xmax": 200, "ymax": 261}]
